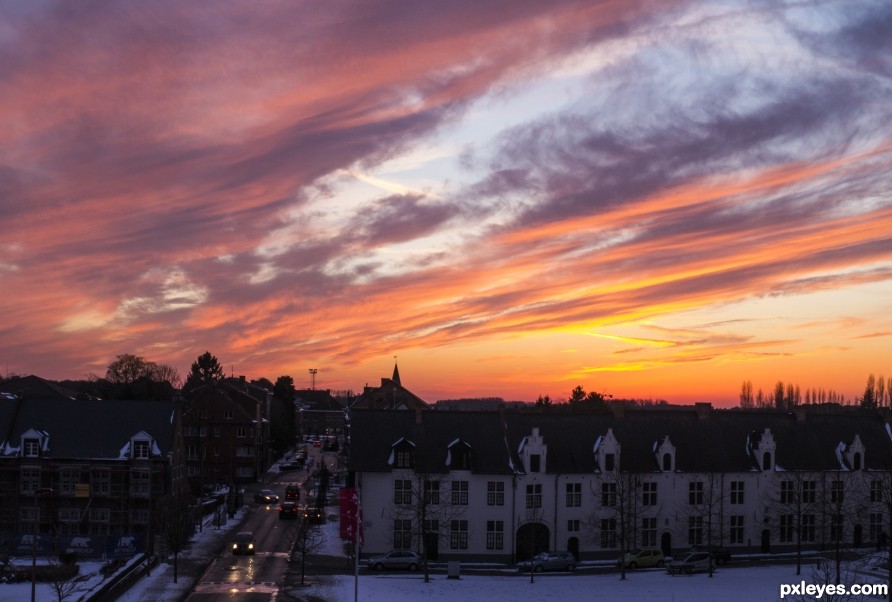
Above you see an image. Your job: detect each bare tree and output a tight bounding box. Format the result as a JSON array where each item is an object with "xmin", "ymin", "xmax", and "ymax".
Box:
[
  {"xmin": 773, "ymin": 471, "xmax": 822, "ymax": 575},
  {"xmin": 385, "ymin": 471, "xmax": 466, "ymax": 583},
  {"xmin": 46, "ymin": 557, "xmax": 78, "ymax": 602},
  {"xmin": 294, "ymin": 514, "xmax": 325, "ymax": 586},
  {"xmin": 159, "ymin": 495, "xmax": 195, "ymax": 584},
  {"xmin": 589, "ymin": 470, "xmax": 639, "ymax": 580}
]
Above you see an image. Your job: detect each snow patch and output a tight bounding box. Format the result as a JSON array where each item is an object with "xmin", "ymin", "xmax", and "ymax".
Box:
[{"xmin": 834, "ymin": 442, "xmax": 849, "ymax": 471}]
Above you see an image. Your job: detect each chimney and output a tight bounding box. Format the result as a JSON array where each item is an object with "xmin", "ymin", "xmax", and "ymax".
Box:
[{"xmin": 694, "ymin": 402, "xmax": 712, "ymax": 420}]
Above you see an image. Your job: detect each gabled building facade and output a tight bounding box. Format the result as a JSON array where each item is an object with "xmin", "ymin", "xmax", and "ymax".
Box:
[
  {"xmin": 296, "ymin": 389, "xmax": 345, "ymax": 439},
  {"xmin": 350, "ymin": 363, "xmax": 430, "ymax": 412},
  {"xmin": 182, "ymin": 377, "xmax": 271, "ymax": 494},
  {"xmin": 0, "ymin": 396, "xmax": 183, "ymax": 558},
  {"xmin": 349, "ymin": 405, "xmax": 892, "ymax": 563}
]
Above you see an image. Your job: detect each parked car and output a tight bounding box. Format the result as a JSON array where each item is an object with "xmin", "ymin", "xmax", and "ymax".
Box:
[
  {"xmin": 618, "ymin": 548, "xmax": 665, "ymax": 569},
  {"xmin": 517, "ymin": 551, "xmax": 576, "ymax": 573},
  {"xmin": 279, "ymin": 460, "xmax": 304, "ymax": 472},
  {"xmin": 666, "ymin": 551, "xmax": 715, "ymax": 575},
  {"xmin": 254, "ymin": 489, "xmax": 279, "ymax": 504},
  {"xmin": 232, "ymin": 531, "xmax": 255, "ymax": 555},
  {"xmin": 707, "ymin": 547, "xmax": 731, "ymax": 565},
  {"xmin": 278, "ymin": 501, "xmax": 300, "ymax": 519},
  {"xmin": 366, "ymin": 550, "xmax": 421, "ymax": 571}
]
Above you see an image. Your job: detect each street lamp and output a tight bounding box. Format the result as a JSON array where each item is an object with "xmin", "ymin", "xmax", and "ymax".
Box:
[{"xmin": 31, "ymin": 487, "xmax": 54, "ymax": 602}]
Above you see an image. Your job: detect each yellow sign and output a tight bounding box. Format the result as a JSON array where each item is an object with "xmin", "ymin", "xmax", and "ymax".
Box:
[{"xmin": 75, "ymin": 483, "xmax": 90, "ymax": 498}]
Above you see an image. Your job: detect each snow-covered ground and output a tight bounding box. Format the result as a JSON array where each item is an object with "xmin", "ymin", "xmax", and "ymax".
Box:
[{"xmin": 295, "ymin": 561, "xmax": 890, "ymax": 602}]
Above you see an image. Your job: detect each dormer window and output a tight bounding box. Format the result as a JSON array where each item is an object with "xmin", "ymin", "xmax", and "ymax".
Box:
[
  {"xmin": 128, "ymin": 431, "xmax": 156, "ymax": 460},
  {"xmin": 23, "ymin": 438, "xmax": 40, "ymax": 458},
  {"xmin": 843, "ymin": 435, "xmax": 866, "ymax": 471},
  {"xmin": 754, "ymin": 428, "xmax": 776, "ymax": 471},
  {"xmin": 519, "ymin": 428, "xmax": 548, "ymax": 475},
  {"xmin": 19, "ymin": 429, "xmax": 47, "ymax": 458},
  {"xmin": 447, "ymin": 439, "xmax": 473, "ymax": 471},
  {"xmin": 530, "ymin": 454, "xmax": 541, "ymax": 473},
  {"xmin": 389, "ymin": 438, "xmax": 415, "ymax": 469},
  {"xmin": 655, "ymin": 436, "xmax": 676, "ymax": 472},
  {"xmin": 594, "ymin": 428, "xmax": 620, "ymax": 473},
  {"xmin": 133, "ymin": 441, "xmax": 150, "ymax": 460}
]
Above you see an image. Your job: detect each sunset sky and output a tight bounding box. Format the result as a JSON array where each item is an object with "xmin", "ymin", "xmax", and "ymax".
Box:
[{"xmin": 2, "ymin": 1, "xmax": 891, "ymax": 406}]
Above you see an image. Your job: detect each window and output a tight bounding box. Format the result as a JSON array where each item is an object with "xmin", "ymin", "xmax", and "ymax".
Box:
[
  {"xmin": 236, "ymin": 427, "xmax": 248, "ymax": 438},
  {"xmin": 853, "ymin": 452, "xmax": 862, "ymax": 470},
  {"xmin": 451, "ymin": 444, "xmax": 472, "ymax": 470},
  {"xmin": 21, "ymin": 468, "xmax": 40, "ymax": 494},
  {"xmin": 688, "ymin": 516, "xmax": 703, "ymax": 546},
  {"xmin": 393, "ymin": 519, "xmax": 412, "ymax": 549},
  {"xmin": 131, "ymin": 509, "xmax": 149, "ymax": 524},
  {"xmin": 424, "ymin": 480, "xmax": 440, "ymax": 505},
  {"xmin": 642, "ymin": 482, "xmax": 657, "ymax": 506},
  {"xmin": 802, "ymin": 481, "xmax": 816, "ymax": 504},
  {"xmin": 780, "ymin": 481, "xmax": 794, "ymax": 504},
  {"xmin": 92, "ymin": 471, "xmax": 110, "ymax": 496},
  {"xmin": 131, "ymin": 469, "xmax": 150, "ymax": 496},
  {"xmin": 605, "ymin": 453, "xmax": 615, "ymax": 472},
  {"xmin": 91, "ymin": 507, "xmax": 110, "ymax": 523},
  {"xmin": 801, "ymin": 514, "xmax": 815, "ymax": 542},
  {"xmin": 730, "ymin": 515, "xmax": 744, "ymax": 544},
  {"xmin": 730, "ymin": 481, "xmax": 744, "ymax": 505},
  {"xmin": 762, "ymin": 452, "xmax": 772, "ymax": 471},
  {"xmin": 186, "ymin": 445, "xmax": 200, "ymax": 461},
  {"xmin": 450, "ymin": 520, "xmax": 468, "ymax": 549},
  {"xmin": 830, "ymin": 480, "xmax": 844, "ymax": 504},
  {"xmin": 870, "ymin": 480, "xmax": 883, "ymax": 503},
  {"xmin": 600, "ymin": 518, "xmax": 616, "ymax": 548},
  {"xmin": 830, "ymin": 515, "xmax": 843, "ymax": 542},
  {"xmin": 235, "ymin": 446, "xmax": 254, "ymax": 457},
  {"xmin": 487, "ymin": 481, "xmax": 504, "ymax": 506},
  {"xmin": 526, "ymin": 484, "xmax": 542, "ymax": 509},
  {"xmin": 23, "ymin": 438, "xmax": 40, "ymax": 457},
  {"xmin": 59, "ymin": 468, "xmax": 79, "ymax": 495},
  {"xmin": 132, "ymin": 440, "xmax": 150, "ymax": 460},
  {"xmin": 214, "ymin": 427, "xmax": 220, "ymax": 438},
  {"xmin": 566, "ymin": 483, "xmax": 582, "ymax": 507},
  {"xmin": 451, "ymin": 481, "xmax": 469, "ymax": 505},
  {"xmin": 394, "ymin": 480, "xmax": 412, "ymax": 505},
  {"xmin": 780, "ymin": 515, "xmax": 794, "ymax": 543},
  {"xmin": 58, "ymin": 508, "xmax": 80, "ymax": 523},
  {"xmin": 641, "ymin": 517, "xmax": 657, "ymax": 547},
  {"xmin": 602, "ymin": 482, "xmax": 616, "ymax": 507},
  {"xmin": 869, "ymin": 513, "xmax": 883, "ymax": 543},
  {"xmin": 394, "ymin": 447, "xmax": 414, "ymax": 469},
  {"xmin": 224, "ymin": 409, "xmax": 233, "ymax": 419},
  {"xmin": 529, "ymin": 454, "xmax": 541, "ymax": 473},
  {"xmin": 567, "ymin": 519, "xmax": 580, "ymax": 532},
  {"xmin": 21, "ymin": 507, "xmax": 38, "ymax": 523},
  {"xmin": 689, "ymin": 481, "xmax": 704, "ymax": 505},
  {"xmin": 486, "ymin": 520, "xmax": 504, "ymax": 550},
  {"xmin": 662, "ymin": 453, "xmax": 672, "ymax": 471}
]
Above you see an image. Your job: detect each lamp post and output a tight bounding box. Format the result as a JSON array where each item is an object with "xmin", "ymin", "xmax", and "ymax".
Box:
[{"xmin": 31, "ymin": 487, "xmax": 54, "ymax": 602}]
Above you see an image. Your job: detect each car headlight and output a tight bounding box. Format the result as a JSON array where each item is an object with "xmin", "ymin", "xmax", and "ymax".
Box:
[
  {"xmin": 248, "ymin": 543, "xmax": 254, "ymax": 549},
  {"xmin": 232, "ymin": 544, "xmax": 237, "ymax": 549}
]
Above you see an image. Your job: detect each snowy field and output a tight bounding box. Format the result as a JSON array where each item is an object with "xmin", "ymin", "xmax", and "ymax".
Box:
[{"xmin": 296, "ymin": 564, "xmax": 889, "ymax": 602}]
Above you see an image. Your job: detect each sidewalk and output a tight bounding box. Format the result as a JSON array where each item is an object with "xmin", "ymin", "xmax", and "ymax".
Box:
[{"xmin": 112, "ymin": 509, "xmax": 248, "ymax": 601}]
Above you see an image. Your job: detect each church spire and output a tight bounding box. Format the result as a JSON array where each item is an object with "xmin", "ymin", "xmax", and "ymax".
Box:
[{"xmin": 392, "ymin": 356, "xmax": 401, "ymax": 386}]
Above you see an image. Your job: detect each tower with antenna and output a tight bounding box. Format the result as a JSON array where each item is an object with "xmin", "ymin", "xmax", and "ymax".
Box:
[{"xmin": 308, "ymin": 368, "xmax": 318, "ymax": 390}]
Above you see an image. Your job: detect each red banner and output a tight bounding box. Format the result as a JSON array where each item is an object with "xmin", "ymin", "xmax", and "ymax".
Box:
[{"xmin": 339, "ymin": 487, "xmax": 363, "ymax": 545}]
